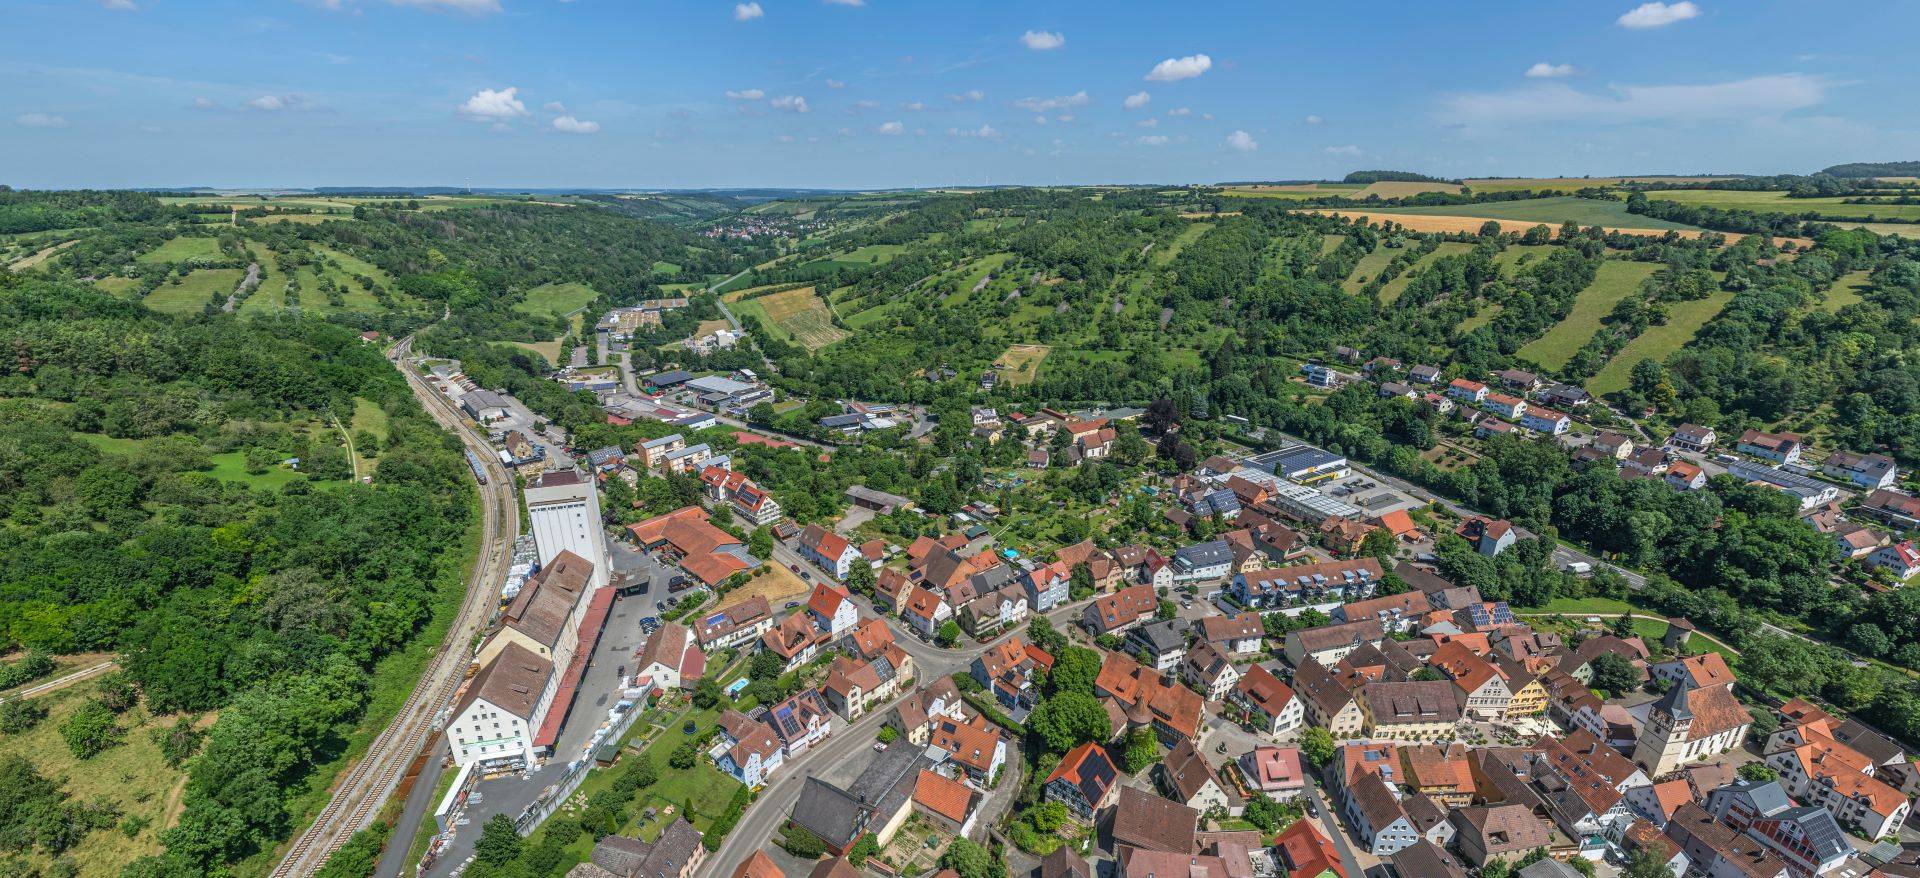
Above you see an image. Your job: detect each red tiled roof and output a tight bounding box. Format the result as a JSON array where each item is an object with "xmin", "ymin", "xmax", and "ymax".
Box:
[{"xmin": 913, "ymin": 770, "xmax": 974, "ymax": 823}]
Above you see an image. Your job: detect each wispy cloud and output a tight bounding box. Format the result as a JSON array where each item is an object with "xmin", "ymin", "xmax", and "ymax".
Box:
[
  {"xmin": 948, "ymin": 124, "xmax": 1002, "ymax": 140},
  {"xmin": 733, "ymin": 2, "xmax": 763, "ymax": 21},
  {"xmin": 1145, "ymin": 54, "xmax": 1211, "ymax": 82},
  {"xmin": 17, "ymin": 113, "xmax": 69, "ymax": 128},
  {"xmin": 725, "ymin": 88, "xmax": 765, "ymax": 100},
  {"xmin": 1526, "ymin": 62, "xmax": 1574, "ymax": 78},
  {"xmin": 1325, "ymin": 144, "xmax": 1361, "ymax": 156},
  {"xmin": 245, "ymin": 94, "xmax": 317, "ymax": 112},
  {"xmin": 99, "ymin": 0, "xmax": 137, "ymax": 9},
  {"xmin": 1021, "ymin": 30, "xmax": 1065, "ymax": 51},
  {"xmin": 1442, "ymin": 74, "xmax": 1824, "ymax": 125},
  {"xmin": 877, "ymin": 121, "xmax": 905, "ymax": 135},
  {"xmin": 552, "ymin": 115, "xmax": 599, "ymax": 133},
  {"xmin": 1137, "ymin": 134, "xmax": 1170, "ymax": 146},
  {"xmin": 949, "ymin": 89, "xmax": 985, "ymax": 102},
  {"xmin": 1123, "ymin": 91, "xmax": 1150, "ymax": 110},
  {"xmin": 1304, "ymin": 114, "xmax": 1323, "ymax": 124},
  {"xmin": 825, "ymin": 79, "xmax": 846, "ymax": 89},
  {"xmin": 1014, "ymin": 90, "xmax": 1089, "ymax": 113},
  {"xmin": 1617, "ymin": 1, "xmax": 1700, "ymax": 28},
  {"xmin": 825, "ymin": 0, "xmax": 863, "ymax": 6},
  {"xmin": 1226, "ymin": 130, "xmax": 1257, "ymax": 152},
  {"xmin": 771, "ymin": 95, "xmax": 809, "ymax": 112}
]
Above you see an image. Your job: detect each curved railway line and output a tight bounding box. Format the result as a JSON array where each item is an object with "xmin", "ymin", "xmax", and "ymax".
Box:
[{"xmin": 271, "ymin": 337, "xmax": 519, "ymax": 878}]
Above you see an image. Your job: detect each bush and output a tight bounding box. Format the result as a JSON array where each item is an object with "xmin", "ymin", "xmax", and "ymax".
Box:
[
  {"xmin": 780, "ymin": 824, "xmax": 826, "ymax": 859},
  {"xmin": 0, "ymin": 700, "xmax": 48, "ymax": 735},
  {"xmin": 151, "ymin": 717, "xmax": 205, "ymax": 767},
  {"xmin": 59, "ymin": 701, "xmax": 122, "ymax": 759},
  {"xmin": 95, "ymin": 674, "xmax": 140, "ymax": 714},
  {"xmin": 0, "ymin": 652, "xmax": 55, "ymax": 690},
  {"xmin": 877, "ymin": 725, "xmax": 898, "ymax": 744},
  {"xmin": 704, "ymin": 785, "xmax": 753, "ymax": 851}
]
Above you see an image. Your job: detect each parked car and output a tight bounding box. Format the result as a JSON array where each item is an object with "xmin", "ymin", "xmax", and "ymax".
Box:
[{"xmin": 785, "ymin": 601, "xmax": 800, "ymax": 609}]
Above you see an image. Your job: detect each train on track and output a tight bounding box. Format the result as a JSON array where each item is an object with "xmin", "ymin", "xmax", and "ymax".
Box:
[{"xmin": 464, "ymin": 449, "xmax": 489, "ymax": 485}]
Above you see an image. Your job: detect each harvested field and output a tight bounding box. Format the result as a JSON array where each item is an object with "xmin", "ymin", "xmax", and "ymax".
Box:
[
  {"xmin": 1588, "ymin": 290, "xmax": 1734, "ymax": 395},
  {"xmin": 1516, "ymin": 261, "xmax": 1661, "ymax": 370},
  {"xmin": 1351, "ymin": 181, "xmax": 1464, "ymax": 198},
  {"xmin": 734, "ymin": 285, "xmax": 847, "ymax": 349},
  {"xmin": 1303, "ymin": 209, "xmax": 1807, "ymax": 246},
  {"xmin": 1463, "ymin": 176, "xmax": 1734, "ymax": 193},
  {"xmin": 1650, "ymin": 189, "xmax": 1920, "ymax": 222},
  {"xmin": 993, "ymin": 344, "xmax": 1051, "ymax": 386}
]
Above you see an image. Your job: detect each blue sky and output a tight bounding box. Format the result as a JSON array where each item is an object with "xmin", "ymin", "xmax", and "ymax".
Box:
[{"xmin": 4, "ymin": 0, "xmax": 1917, "ymax": 189}]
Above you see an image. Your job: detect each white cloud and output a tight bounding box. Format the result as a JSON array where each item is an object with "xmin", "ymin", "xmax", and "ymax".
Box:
[
  {"xmin": 1144, "ymin": 54, "xmax": 1211, "ymax": 82},
  {"xmin": 16, "ymin": 113, "xmax": 68, "ymax": 128},
  {"xmin": 826, "ymin": 79, "xmax": 846, "ymax": 89},
  {"xmin": 1167, "ymin": 107, "xmax": 1190, "ymax": 116},
  {"xmin": 1137, "ymin": 134, "xmax": 1169, "ymax": 146},
  {"xmin": 949, "ymin": 89, "xmax": 985, "ymax": 102},
  {"xmin": 876, "ymin": 121, "xmax": 905, "ymax": 135},
  {"xmin": 1617, "ymin": 1, "xmax": 1700, "ymax": 28},
  {"xmin": 1201, "ymin": 112, "xmax": 1212, "ymax": 120},
  {"xmin": 1021, "ymin": 30, "xmax": 1065, "ymax": 51},
  {"xmin": 1304, "ymin": 114, "xmax": 1323, "ymax": 124},
  {"xmin": 1137, "ymin": 117, "xmax": 1158, "ymax": 128},
  {"xmin": 552, "ymin": 115, "xmax": 600, "ymax": 133},
  {"xmin": 825, "ymin": 0, "xmax": 863, "ymax": 5},
  {"xmin": 387, "ymin": 0, "xmax": 501, "ymax": 12},
  {"xmin": 543, "ymin": 101, "xmax": 567, "ymax": 112},
  {"xmin": 1123, "ymin": 91, "xmax": 1150, "ymax": 110},
  {"xmin": 1526, "ymin": 62, "xmax": 1575, "ymax": 78},
  {"xmin": 459, "ymin": 86, "xmax": 527, "ymax": 120},
  {"xmin": 948, "ymin": 123, "xmax": 1002, "ymax": 140},
  {"xmin": 193, "ymin": 97, "xmax": 216, "ymax": 109},
  {"xmin": 733, "ymin": 2, "xmax": 763, "ymax": 21},
  {"xmin": 903, "ymin": 101, "xmax": 925, "ymax": 111},
  {"xmin": 1442, "ymin": 74, "xmax": 1825, "ymax": 125},
  {"xmin": 1033, "ymin": 115, "xmax": 1047, "ymax": 125},
  {"xmin": 1014, "ymin": 90, "xmax": 1089, "ymax": 113},
  {"xmin": 246, "ymin": 95, "xmax": 285, "ymax": 111},
  {"xmin": 1225, "ymin": 130, "xmax": 1257, "ymax": 152},
  {"xmin": 1325, "ymin": 145, "xmax": 1362, "ymax": 156},
  {"xmin": 99, "ymin": 0, "xmax": 137, "ymax": 10},
  {"xmin": 725, "ymin": 89, "xmax": 765, "ymax": 100},
  {"xmin": 771, "ymin": 95, "xmax": 810, "ymax": 113},
  {"xmin": 1056, "ymin": 114, "xmax": 1074, "ymax": 123}
]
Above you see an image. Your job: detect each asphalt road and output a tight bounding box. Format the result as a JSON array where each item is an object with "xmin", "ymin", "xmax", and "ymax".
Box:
[{"xmin": 1302, "ymin": 774, "xmax": 1365, "ymax": 878}]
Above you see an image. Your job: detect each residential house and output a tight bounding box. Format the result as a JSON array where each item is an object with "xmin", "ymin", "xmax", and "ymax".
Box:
[
  {"xmin": 1651, "ymin": 653, "xmax": 1737, "ymax": 693},
  {"xmin": 1666, "ymin": 460, "xmax": 1708, "ymax": 491},
  {"xmin": 1592, "ymin": 432, "xmax": 1636, "ymax": 460},
  {"xmin": 957, "ymin": 584, "xmax": 1029, "ymax": 638},
  {"xmin": 1082, "ymin": 584, "xmax": 1159, "ymax": 636},
  {"xmin": 1868, "ymin": 541, "xmax": 1920, "ymax": 582},
  {"xmin": 694, "ymin": 595, "xmax": 775, "ymax": 652},
  {"xmin": 1823, "ymin": 451, "xmax": 1899, "ymax": 490},
  {"xmin": 1483, "ymin": 392, "xmax": 1528, "ymax": 420},
  {"xmin": 1398, "ymin": 743, "xmax": 1476, "ymax": 807},
  {"xmin": 730, "ymin": 481, "xmax": 781, "ymax": 525},
  {"xmin": 1456, "ymin": 517, "xmax": 1517, "ymax": 556},
  {"xmin": 1663, "ymin": 803, "xmax": 1791, "ymax": 878},
  {"xmin": 1285, "ymin": 619, "xmax": 1386, "ymax": 667},
  {"xmin": 912, "ymin": 770, "xmax": 979, "ymax": 838},
  {"xmin": 1172, "ymin": 540, "xmax": 1235, "ymax": 582},
  {"xmin": 1345, "ymin": 772, "xmax": 1419, "ymax": 856},
  {"xmin": 1292, "ymin": 659, "xmax": 1365, "ymax": 736},
  {"xmin": 1738, "ymin": 430, "xmax": 1804, "ymax": 465},
  {"xmin": 1410, "ymin": 365, "xmax": 1442, "ymax": 384},
  {"xmin": 1201, "ymin": 612, "xmax": 1265, "ymax": 655},
  {"xmin": 1539, "ymin": 384, "xmax": 1591, "ymax": 409},
  {"xmin": 1233, "ymin": 558, "xmax": 1384, "ymax": 608},
  {"xmin": 1238, "ymin": 746, "xmax": 1307, "ymax": 799},
  {"xmin": 972, "ymin": 637, "xmax": 1044, "ymax": 714},
  {"xmin": 799, "ymin": 525, "xmax": 862, "ymax": 582},
  {"xmin": 1020, "ymin": 560, "xmax": 1071, "ymax": 612},
  {"xmin": 635, "ymin": 623, "xmax": 707, "ymax": 691},
  {"xmin": 1430, "ymin": 641, "xmax": 1511, "ymax": 720},
  {"xmin": 1449, "ymin": 803, "xmax": 1554, "ymax": 868},
  {"xmin": 1496, "ymin": 369, "xmax": 1541, "ymax": 391},
  {"xmin": 805, "ymin": 582, "xmax": 860, "ymax": 640},
  {"xmin": 1181, "ymin": 641, "xmax": 1242, "ymax": 702},
  {"xmin": 1110, "ymin": 786, "xmax": 1199, "ymax": 859},
  {"xmin": 765, "ymin": 689, "xmax": 834, "ymax": 757},
  {"xmin": 580, "ymin": 819, "xmax": 707, "ymax": 878},
  {"xmin": 1764, "ymin": 705, "xmax": 1912, "ymax": 838},
  {"xmin": 891, "ymin": 678, "xmax": 965, "ymax": 747},
  {"xmin": 1448, "ymin": 379, "xmax": 1490, "ymax": 404},
  {"xmin": 714, "ymin": 710, "xmax": 788, "ymax": 788},
  {"xmin": 761, "ymin": 611, "xmax": 825, "ymax": 673},
  {"xmin": 1273, "ymin": 818, "xmax": 1347, "ymax": 878},
  {"xmin": 1333, "ymin": 590, "xmax": 1434, "ymax": 633},
  {"xmin": 1670, "ymin": 424, "xmax": 1717, "ymax": 453},
  {"xmin": 1230, "ymin": 665, "xmax": 1304, "ymax": 738},
  {"xmin": 928, "ymin": 712, "xmax": 1007, "ymax": 785},
  {"xmin": 1386, "ymin": 841, "xmax": 1466, "ymax": 878},
  {"xmin": 1160, "ymin": 739, "xmax": 1231, "ymax": 814},
  {"xmin": 1318, "ymin": 516, "xmax": 1379, "ymax": 556},
  {"xmin": 1126, "ymin": 620, "xmax": 1188, "ymax": 672},
  {"xmin": 1044, "ymin": 742, "xmax": 1121, "ymax": 820},
  {"xmin": 1835, "ymin": 523, "xmax": 1885, "ymax": 560},
  {"xmin": 899, "ymin": 586, "xmax": 953, "ymax": 639},
  {"xmin": 1532, "ymin": 729, "xmax": 1651, "ymax": 842},
  {"xmin": 1520, "ymin": 408, "xmax": 1572, "ymax": 436},
  {"xmin": 821, "ymin": 650, "xmax": 909, "ymax": 720},
  {"xmin": 1860, "ymin": 489, "xmax": 1920, "ymax": 529}
]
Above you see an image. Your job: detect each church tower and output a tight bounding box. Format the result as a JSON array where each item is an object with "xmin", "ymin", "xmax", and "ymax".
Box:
[{"xmin": 1633, "ymin": 684, "xmax": 1694, "ymax": 776}]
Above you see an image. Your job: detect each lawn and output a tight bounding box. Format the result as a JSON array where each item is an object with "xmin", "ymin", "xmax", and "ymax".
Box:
[
  {"xmin": 1588, "ymin": 290, "xmax": 1734, "ymax": 396},
  {"xmin": 1514, "ymin": 596, "xmax": 1632, "ymax": 615},
  {"xmin": 1516, "ymin": 260, "xmax": 1662, "ymax": 370},
  {"xmin": 843, "ymin": 301, "xmax": 906, "ymax": 330},
  {"xmin": 143, "ymin": 268, "xmax": 244, "ymax": 314},
  {"xmin": 516, "ymin": 282, "xmax": 601, "ymax": 319},
  {"xmin": 946, "ymin": 253, "xmax": 1014, "ymax": 305},
  {"xmin": 0, "ymin": 678, "xmax": 200, "ymax": 877},
  {"xmin": 135, "ymin": 236, "xmax": 224, "ymax": 263},
  {"xmin": 1822, "ymin": 271, "xmax": 1871, "ymax": 312},
  {"xmin": 1457, "ymin": 304, "xmax": 1502, "ymax": 334},
  {"xmin": 1342, "ymin": 246, "xmax": 1402, "ymax": 294},
  {"xmin": 838, "ymin": 243, "xmax": 908, "ymax": 264},
  {"xmin": 993, "ymin": 344, "xmax": 1051, "ymax": 386},
  {"xmin": 1379, "ymin": 242, "xmax": 1474, "ymax": 305},
  {"xmin": 239, "ymin": 248, "xmax": 405, "ymax": 316},
  {"xmin": 1493, "ymin": 244, "xmax": 1554, "ymax": 272},
  {"xmin": 733, "ymin": 286, "xmax": 847, "ymax": 350},
  {"xmin": 1350, "ymin": 195, "xmax": 1701, "ymax": 230},
  {"xmin": 350, "ymin": 397, "xmax": 391, "ymax": 472},
  {"xmin": 206, "ymin": 451, "xmax": 312, "ymax": 489},
  {"xmin": 651, "ymin": 261, "xmax": 682, "ymax": 276},
  {"xmin": 1649, "ymin": 189, "xmax": 1920, "ymax": 222}
]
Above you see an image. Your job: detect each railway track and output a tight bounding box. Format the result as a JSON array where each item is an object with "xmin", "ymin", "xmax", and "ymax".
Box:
[{"xmin": 272, "ymin": 338, "xmax": 519, "ymax": 878}]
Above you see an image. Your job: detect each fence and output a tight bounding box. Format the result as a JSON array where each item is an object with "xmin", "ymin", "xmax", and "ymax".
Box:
[{"xmin": 513, "ymin": 684, "xmax": 654, "ymax": 835}]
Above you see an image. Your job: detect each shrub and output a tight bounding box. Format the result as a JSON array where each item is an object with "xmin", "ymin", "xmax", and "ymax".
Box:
[
  {"xmin": 59, "ymin": 700, "xmax": 122, "ymax": 759},
  {"xmin": 780, "ymin": 825, "xmax": 826, "ymax": 859},
  {"xmin": 0, "ymin": 700, "xmax": 48, "ymax": 735}
]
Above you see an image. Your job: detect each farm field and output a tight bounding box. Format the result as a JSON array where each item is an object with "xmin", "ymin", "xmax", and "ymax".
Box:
[
  {"xmin": 1823, "ymin": 271, "xmax": 1871, "ymax": 312},
  {"xmin": 1648, "ymin": 189, "xmax": 1920, "ymax": 222},
  {"xmin": 241, "ymin": 248, "xmax": 398, "ymax": 315},
  {"xmin": 1588, "ymin": 290, "xmax": 1735, "ymax": 396},
  {"xmin": 1304, "ymin": 209, "xmax": 1800, "ymax": 245},
  {"xmin": 135, "ymin": 236, "xmax": 223, "ymax": 263},
  {"xmin": 993, "ymin": 343, "xmax": 1051, "ymax": 386},
  {"xmin": 1380, "ymin": 241, "xmax": 1474, "ymax": 305},
  {"xmin": 143, "ymin": 268, "xmax": 244, "ymax": 314},
  {"xmin": 1341, "ymin": 245, "xmax": 1402, "ymax": 294},
  {"xmin": 1842, "ymin": 222, "xmax": 1920, "ymax": 239},
  {"xmin": 1339, "ymin": 195, "xmax": 1700, "ymax": 229},
  {"xmin": 1516, "ymin": 261, "xmax": 1662, "ymax": 370},
  {"xmin": 731, "ymin": 285, "xmax": 847, "ymax": 349},
  {"xmin": 516, "ymin": 282, "xmax": 600, "ymax": 319}
]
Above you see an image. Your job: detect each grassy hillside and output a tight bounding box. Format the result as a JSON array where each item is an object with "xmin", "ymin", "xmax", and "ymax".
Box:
[
  {"xmin": 1517, "ymin": 261, "xmax": 1662, "ymax": 370},
  {"xmin": 1588, "ymin": 290, "xmax": 1735, "ymax": 395}
]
